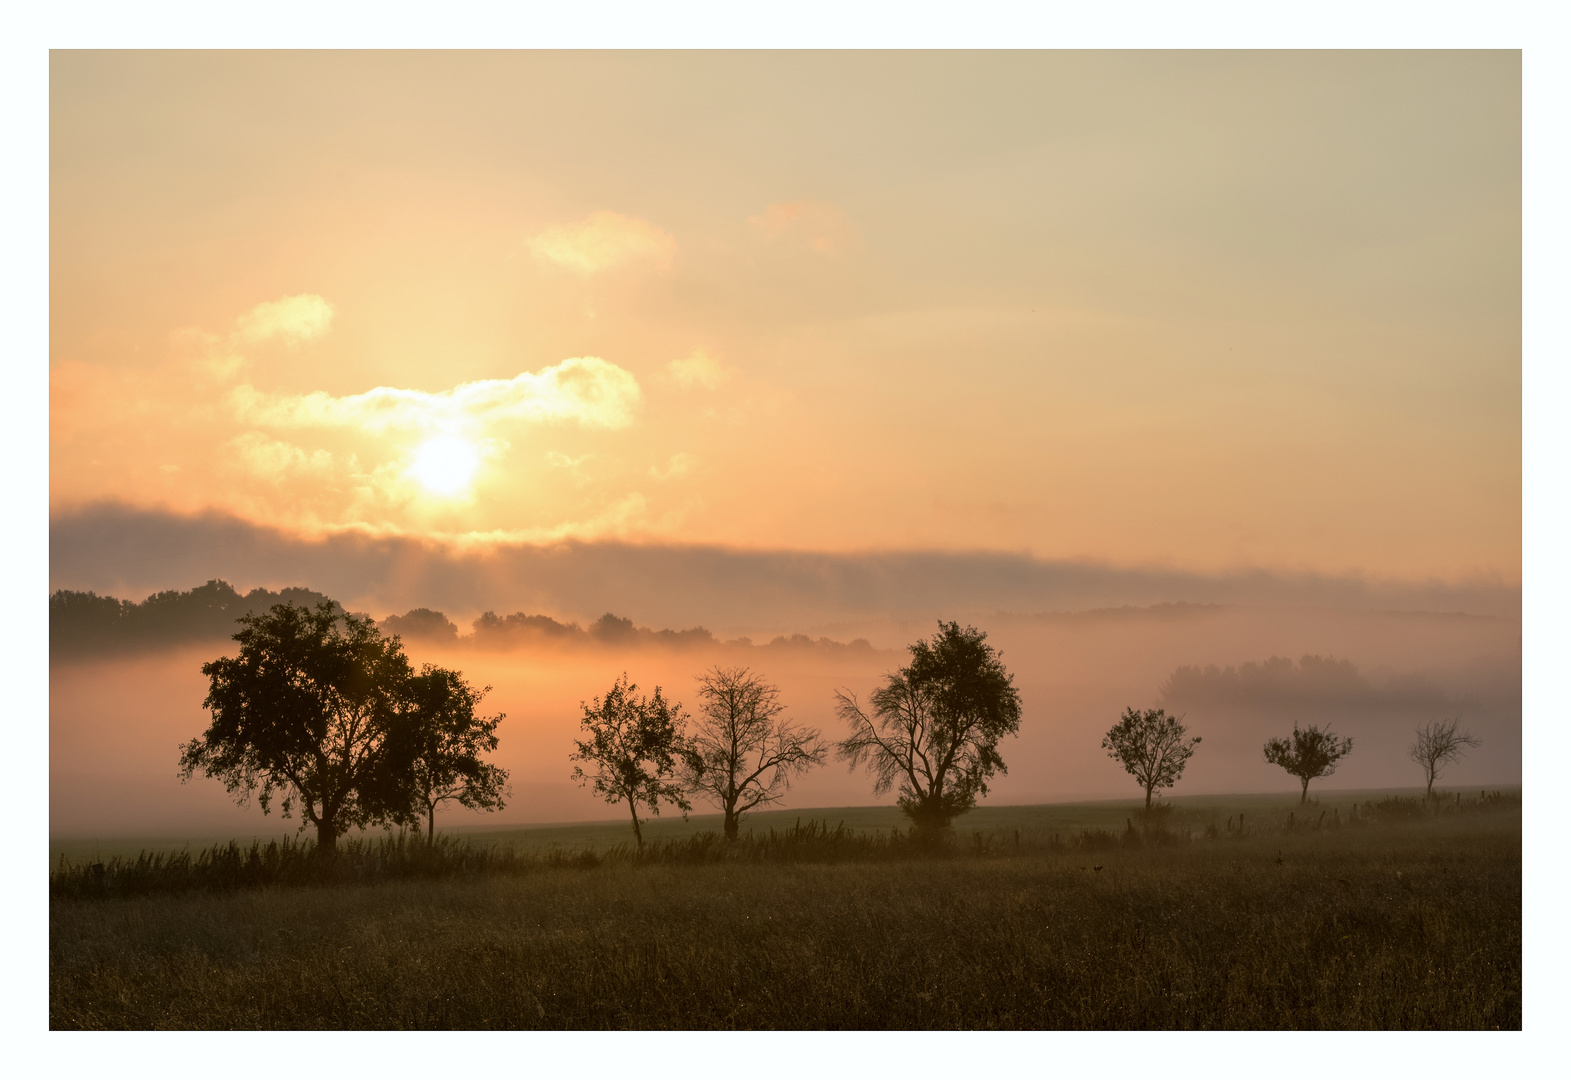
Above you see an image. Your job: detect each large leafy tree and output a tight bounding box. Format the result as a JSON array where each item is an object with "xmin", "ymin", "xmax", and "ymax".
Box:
[
  {"xmin": 1263, "ymin": 723, "xmax": 1354, "ymax": 803},
  {"xmin": 178, "ymin": 602, "xmax": 415, "ymax": 853},
  {"xmin": 569, "ymin": 674, "xmax": 691, "ymax": 850},
  {"xmin": 683, "ymin": 666, "xmax": 827, "ymax": 840},
  {"xmin": 383, "ymin": 665, "xmax": 510, "ymax": 842},
  {"xmin": 1102, "ymin": 707, "xmax": 1201, "ymax": 810},
  {"xmin": 836, "ymin": 621, "xmax": 1022, "ymax": 831}
]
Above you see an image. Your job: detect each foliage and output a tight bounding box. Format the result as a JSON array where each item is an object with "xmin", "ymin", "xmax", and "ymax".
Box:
[
  {"xmin": 1101, "ymin": 707, "xmax": 1201, "ymax": 809},
  {"xmin": 179, "ymin": 602, "xmax": 416, "ymax": 852},
  {"xmin": 383, "ymin": 665, "xmax": 510, "ymax": 841},
  {"xmin": 51, "ymin": 579, "xmax": 342, "ymax": 656},
  {"xmin": 683, "ymin": 666, "xmax": 828, "ymax": 839},
  {"xmin": 1408, "ymin": 717, "xmax": 1481, "ymax": 797},
  {"xmin": 569, "ymin": 674, "xmax": 693, "ymax": 849},
  {"xmin": 179, "ymin": 602, "xmax": 508, "ymax": 852},
  {"xmin": 837, "ymin": 621, "xmax": 1022, "ymax": 830},
  {"xmin": 1263, "ymin": 723, "xmax": 1354, "ymax": 803}
]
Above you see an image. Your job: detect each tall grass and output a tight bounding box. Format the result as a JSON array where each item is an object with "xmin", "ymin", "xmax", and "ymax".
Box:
[
  {"xmin": 51, "ymin": 790, "xmax": 1522, "ymax": 901},
  {"xmin": 51, "ymin": 806, "xmax": 1520, "ymax": 1030}
]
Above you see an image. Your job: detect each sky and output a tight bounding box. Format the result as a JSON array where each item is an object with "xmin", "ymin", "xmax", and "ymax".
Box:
[
  {"xmin": 50, "ymin": 51, "xmax": 1520, "ymax": 584},
  {"xmin": 46, "ymin": 51, "xmax": 1523, "ymax": 833}
]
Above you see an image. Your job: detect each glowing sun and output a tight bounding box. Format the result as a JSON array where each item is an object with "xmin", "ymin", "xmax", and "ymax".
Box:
[{"xmin": 408, "ymin": 435, "xmax": 480, "ymax": 497}]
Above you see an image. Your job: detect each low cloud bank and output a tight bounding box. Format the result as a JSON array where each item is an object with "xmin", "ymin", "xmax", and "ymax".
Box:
[
  {"xmin": 1161, "ymin": 654, "xmax": 1461, "ymax": 717},
  {"xmin": 50, "ymin": 503, "xmax": 1522, "ymax": 638}
]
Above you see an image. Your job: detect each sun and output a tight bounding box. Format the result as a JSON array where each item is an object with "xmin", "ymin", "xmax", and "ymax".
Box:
[{"xmin": 408, "ymin": 435, "xmax": 480, "ymax": 497}]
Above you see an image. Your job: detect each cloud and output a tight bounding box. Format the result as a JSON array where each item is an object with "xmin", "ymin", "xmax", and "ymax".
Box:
[
  {"xmin": 660, "ymin": 351, "xmax": 730, "ymax": 391},
  {"xmin": 229, "ymin": 356, "xmax": 642, "ymax": 434},
  {"xmin": 650, "ymin": 452, "xmax": 698, "ymax": 481},
  {"xmin": 50, "ymin": 503, "xmax": 1525, "ymax": 636},
  {"xmin": 528, "ymin": 211, "xmax": 676, "ymax": 274},
  {"xmin": 1160, "ymin": 655, "xmax": 1459, "ymax": 716},
  {"xmin": 234, "ymin": 294, "xmax": 334, "ymax": 347},
  {"xmin": 748, "ymin": 200, "xmax": 859, "ymax": 255},
  {"xmin": 228, "ymin": 433, "xmax": 336, "ymax": 481}
]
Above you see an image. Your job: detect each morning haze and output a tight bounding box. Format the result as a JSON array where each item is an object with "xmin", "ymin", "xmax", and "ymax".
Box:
[{"xmin": 49, "ymin": 51, "xmax": 1521, "ymax": 1031}]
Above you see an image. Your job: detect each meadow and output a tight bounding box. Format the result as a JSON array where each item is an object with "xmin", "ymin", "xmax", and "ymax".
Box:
[{"xmin": 50, "ymin": 790, "xmax": 1520, "ymax": 1030}]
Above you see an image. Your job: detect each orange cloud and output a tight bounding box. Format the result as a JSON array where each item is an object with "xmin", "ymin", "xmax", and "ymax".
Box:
[
  {"xmin": 528, "ymin": 211, "xmax": 676, "ymax": 274},
  {"xmin": 660, "ymin": 351, "xmax": 730, "ymax": 391},
  {"xmin": 234, "ymin": 294, "xmax": 334, "ymax": 347},
  {"xmin": 748, "ymin": 200, "xmax": 859, "ymax": 255},
  {"xmin": 230, "ymin": 356, "xmax": 642, "ymax": 435}
]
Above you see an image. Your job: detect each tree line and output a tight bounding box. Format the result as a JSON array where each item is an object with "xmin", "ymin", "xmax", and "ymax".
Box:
[
  {"xmin": 178, "ymin": 599, "xmax": 1483, "ymax": 853},
  {"xmin": 52, "ymin": 580, "xmax": 873, "ymax": 657}
]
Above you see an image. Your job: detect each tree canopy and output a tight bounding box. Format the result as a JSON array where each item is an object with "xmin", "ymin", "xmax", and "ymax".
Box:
[
  {"xmin": 569, "ymin": 674, "xmax": 692, "ymax": 849},
  {"xmin": 383, "ymin": 665, "xmax": 509, "ymax": 841},
  {"xmin": 836, "ymin": 621, "xmax": 1021, "ymax": 831},
  {"xmin": 179, "ymin": 601, "xmax": 507, "ymax": 852},
  {"xmin": 1263, "ymin": 723, "xmax": 1353, "ymax": 803},
  {"xmin": 1102, "ymin": 707, "xmax": 1201, "ymax": 810}
]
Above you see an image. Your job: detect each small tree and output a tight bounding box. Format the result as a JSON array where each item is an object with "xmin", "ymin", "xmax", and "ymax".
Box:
[
  {"xmin": 1102, "ymin": 707, "xmax": 1201, "ymax": 811},
  {"xmin": 1408, "ymin": 717, "xmax": 1480, "ymax": 798},
  {"xmin": 569, "ymin": 674, "xmax": 691, "ymax": 850},
  {"xmin": 179, "ymin": 601, "xmax": 414, "ymax": 854},
  {"xmin": 683, "ymin": 666, "xmax": 828, "ymax": 840},
  {"xmin": 1263, "ymin": 723, "xmax": 1353, "ymax": 803},
  {"xmin": 837, "ymin": 621, "xmax": 1022, "ymax": 831},
  {"xmin": 385, "ymin": 665, "xmax": 510, "ymax": 842}
]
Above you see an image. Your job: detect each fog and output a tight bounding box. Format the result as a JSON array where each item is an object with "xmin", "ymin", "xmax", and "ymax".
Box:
[
  {"xmin": 51, "ymin": 504, "xmax": 1522, "ymax": 640},
  {"xmin": 50, "ymin": 602, "xmax": 1519, "ymax": 839}
]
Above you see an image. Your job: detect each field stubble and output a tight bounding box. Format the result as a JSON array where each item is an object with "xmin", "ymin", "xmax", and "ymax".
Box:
[{"xmin": 50, "ymin": 796, "xmax": 1519, "ymax": 1030}]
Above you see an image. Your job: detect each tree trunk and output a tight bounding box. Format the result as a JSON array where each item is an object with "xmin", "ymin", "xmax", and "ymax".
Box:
[
  {"xmin": 1300, "ymin": 777, "xmax": 1309, "ymax": 804},
  {"xmin": 316, "ymin": 818, "xmax": 338, "ymax": 856},
  {"xmin": 1144, "ymin": 785, "xmax": 1154, "ymax": 811},
  {"xmin": 724, "ymin": 809, "xmax": 739, "ymax": 841},
  {"xmin": 427, "ymin": 803, "xmax": 436, "ymax": 844},
  {"xmin": 629, "ymin": 804, "xmax": 644, "ymax": 851}
]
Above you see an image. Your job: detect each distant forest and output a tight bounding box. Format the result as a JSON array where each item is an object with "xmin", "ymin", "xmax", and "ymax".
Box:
[{"xmin": 49, "ymin": 579, "xmax": 876, "ymax": 657}]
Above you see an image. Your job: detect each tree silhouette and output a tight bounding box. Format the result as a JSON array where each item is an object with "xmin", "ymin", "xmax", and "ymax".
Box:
[
  {"xmin": 1263, "ymin": 723, "xmax": 1353, "ymax": 803},
  {"xmin": 383, "ymin": 665, "xmax": 510, "ymax": 841},
  {"xmin": 683, "ymin": 666, "xmax": 827, "ymax": 840},
  {"xmin": 178, "ymin": 602, "xmax": 415, "ymax": 854},
  {"xmin": 1102, "ymin": 707, "xmax": 1201, "ymax": 810},
  {"xmin": 569, "ymin": 674, "xmax": 692, "ymax": 850},
  {"xmin": 836, "ymin": 621, "xmax": 1021, "ymax": 831},
  {"xmin": 381, "ymin": 608, "xmax": 459, "ymax": 642},
  {"xmin": 1408, "ymin": 717, "xmax": 1480, "ymax": 798}
]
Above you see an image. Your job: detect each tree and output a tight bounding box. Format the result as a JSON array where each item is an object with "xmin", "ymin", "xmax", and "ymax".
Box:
[
  {"xmin": 569, "ymin": 674, "xmax": 692, "ymax": 850},
  {"xmin": 1408, "ymin": 717, "xmax": 1480, "ymax": 798},
  {"xmin": 682, "ymin": 666, "xmax": 828, "ymax": 840},
  {"xmin": 384, "ymin": 665, "xmax": 510, "ymax": 842},
  {"xmin": 178, "ymin": 601, "xmax": 414, "ymax": 854},
  {"xmin": 1102, "ymin": 707, "xmax": 1201, "ymax": 810},
  {"xmin": 836, "ymin": 621, "xmax": 1022, "ymax": 831},
  {"xmin": 1263, "ymin": 723, "xmax": 1353, "ymax": 803}
]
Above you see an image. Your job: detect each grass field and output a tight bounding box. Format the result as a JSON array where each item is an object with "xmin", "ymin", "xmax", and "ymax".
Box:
[{"xmin": 49, "ymin": 790, "xmax": 1520, "ymax": 1030}]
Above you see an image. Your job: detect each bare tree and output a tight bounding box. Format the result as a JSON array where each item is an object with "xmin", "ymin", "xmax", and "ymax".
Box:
[
  {"xmin": 683, "ymin": 667, "xmax": 828, "ymax": 840},
  {"xmin": 569, "ymin": 674, "xmax": 691, "ymax": 851},
  {"xmin": 1102, "ymin": 707, "xmax": 1201, "ymax": 810},
  {"xmin": 837, "ymin": 622, "xmax": 1021, "ymax": 832},
  {"xmin": 1263, "ymin": 723, "xmax": 1353, "ymax": 803},
  {"xmin": 1408, "ymin": 717, "xmax": 1480, "ymax": 798}
]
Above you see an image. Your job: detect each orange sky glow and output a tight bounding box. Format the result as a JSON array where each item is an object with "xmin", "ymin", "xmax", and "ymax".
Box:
[{"xmin": 50, "ymin": 51, "xmax": 1520, "ymax": 583}]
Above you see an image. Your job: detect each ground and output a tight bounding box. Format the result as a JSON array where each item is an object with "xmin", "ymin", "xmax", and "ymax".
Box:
[{"xmin": 49, "ymin": 791, "xmax": 1520, "ymax": 1029}]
